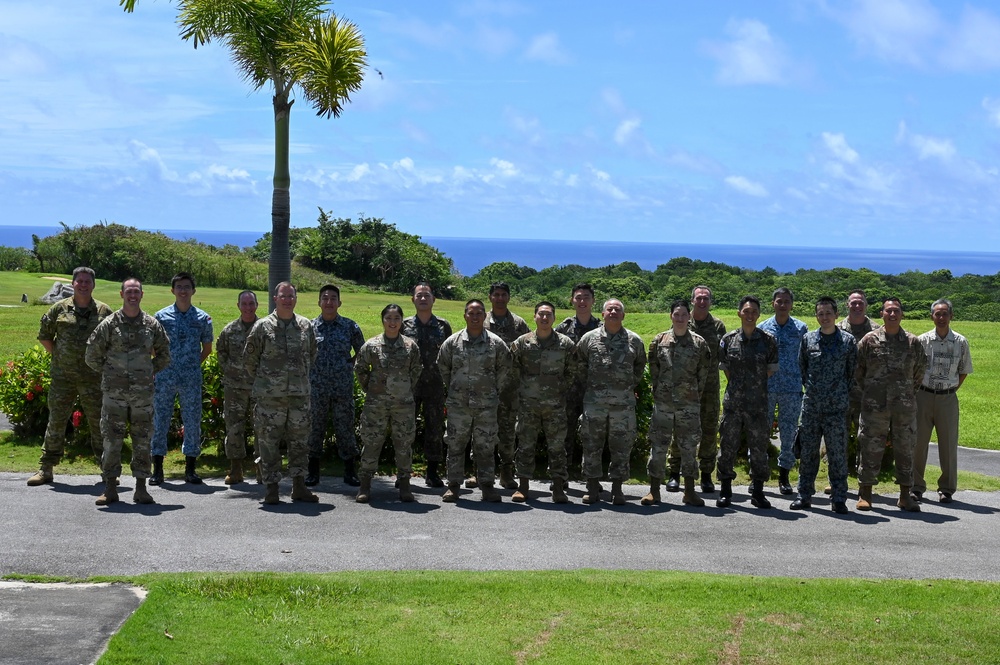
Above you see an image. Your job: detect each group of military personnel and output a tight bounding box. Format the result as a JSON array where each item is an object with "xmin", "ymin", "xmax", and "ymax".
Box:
[{"xmin": 26, "ymin": 268, "xmax": 973, "ymax": 514}]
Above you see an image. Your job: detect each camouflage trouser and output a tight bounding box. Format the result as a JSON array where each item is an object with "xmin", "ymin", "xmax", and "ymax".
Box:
[
  {"xmin": 358, "ymin": 399, "xmax": 415, "ymax": 478},
  {"xmin": 768, "ymin": 391, "xmax": 803, "ymax": 471},
  {"xmin": 668, "ymin": 378, "xmax": 720, "ymax": 476},
  {"xmin": 857, "ymin": 403, "xmax": 916, "ymax": 486},
  {"xmin": 649, "ymin": 405, "xmax": 702, "ymax": 480},
  {"xmin": 223, "ymin": 386, "xmax": 253, "ymax": 460},
  {"xmin": 308, "ymin": 390, "xmax": 358, "ymax": 461},
  {"xmin": 444, "ymin": 406, "xmax": 499, "ymax": 486},
  {"xmin": 717, "ymin": 406, "xmax": 771, "ymax": 482},
  {"xmin": 496, "ymin": 387, "xmax": 519, "ymax": 465},
  {"xmin": 255, "ymin": 396, "xmax": 310, "ymax": 485},
  {"xmin": 414, "ymin": 380, "xmax": 446, "ymax": 463},
  {"xmin": 99, "ymin": 389, "xmax": 153, "ymax": 480},
  {"xmin": 580, "ymin": 405, "xmax": 636, "ymax": 482},
  {"xmin": 798, "ymin": 409, "xmax": 849, "ymax": 503},
  {"xmin": 562, "ymin": 383, "xmax": 585, "ymax": 463},
  {"xmin": 40, "ymin": 379, "xmax": 103, "ymax": 467},
  {"xmin": 515, "ymin": 403, "xmax": 568, "ymax": 481},
  {"xmin": 151, "ymin": 372, "xmax": 203, "ymax": 457}
]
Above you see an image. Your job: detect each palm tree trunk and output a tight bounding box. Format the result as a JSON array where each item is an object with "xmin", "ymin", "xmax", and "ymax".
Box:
[{"xmin": 268, "ymin": 94, "xmax": 294, "ymax": 311}]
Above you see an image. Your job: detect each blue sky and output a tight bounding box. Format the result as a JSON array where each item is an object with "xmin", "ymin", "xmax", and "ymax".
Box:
[{"xmin": 4, "ymin": 0, "xmax": 1000, "ymax": 251}]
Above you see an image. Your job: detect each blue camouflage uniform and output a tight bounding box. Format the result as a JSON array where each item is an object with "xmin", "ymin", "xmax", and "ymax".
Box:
[
  {"xmin": 308, "ymin": 314, "xmax": 365, "ymax": 461},
  {"xmin": 759, "ymin": 315, "xmax": 808, "ymax": 471},
  {"xmin": 797, "ymin": 329, "xmax": 858, "ymax": 503},
  {"xmin": 152, "ymin": 304, "xmax": 213, "ymax": 457}
]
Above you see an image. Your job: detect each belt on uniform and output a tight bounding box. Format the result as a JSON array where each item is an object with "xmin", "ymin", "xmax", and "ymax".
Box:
[{"xmin": 918, "ymin": 385, "xmax": 958, "ymax": 395}]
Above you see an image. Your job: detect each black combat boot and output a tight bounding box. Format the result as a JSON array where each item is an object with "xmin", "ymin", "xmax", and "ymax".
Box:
[
  {"xmin": 305, "ymin": 457, "xmax": 321, "ymax": 486},
  {"xmin": 149, "ymin": 455, "xmax": 164, "ymax": 486},
  {"xmin": 343, "ymin": 457, "xmax": 360, "ymax": 487},
  {"xmin": 184, "ymin": 456, "xmax": 202, "ymax": 484}
]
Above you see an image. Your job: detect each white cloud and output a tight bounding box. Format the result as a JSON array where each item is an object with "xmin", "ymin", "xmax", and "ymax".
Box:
[
  {"xmin": 724, "ymin": 175, "xmax": 768, "ymax": 197},
  {"xmin": 984, "ymin": 98, "xmax": 1000, "ymax": 127},
  {"xmin": 704, "ymin": 18, "xmax": 796, "ymax": 85},
  {"xmin": 822, "ymin": 132, "xmax": 859, "ymax": 163},
  {"xmin": 939, "ymin": 6, "xmax": 1000, "ymax": 70},
  {"xmin": 614, "ymin": 118, "xmax": 641, "ymax": 146},
  {"xmin": 838, "ymin": 0, "xmax": 940, "ymax": 66},
  {"xmin": 587, "ymin": 165, "xmax": 628, "ymax": 200},
  {"xmin": 910, "ymin": 134, "xmax": 955, "ymax": 161},
  {"xmin": 490, "ymin": 158, "xmax": 519, "ymax": 177},
  {"xmin": 523, "ymin": 32, "xmax": 570, "ymax": 65},
  {"xmin": 346, "ymin": 163, "xmax": 371, "ymax": 182}
]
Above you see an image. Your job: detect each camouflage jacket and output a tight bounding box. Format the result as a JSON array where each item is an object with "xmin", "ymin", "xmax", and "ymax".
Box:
[
  {"xmin": 310, "ymin": 314, "xmax": 364, "ymax": 395},
  {"xmin": 799, "ymin": 329, "xmax": 858, "ymax": 414},
  {"xmin": 838, "ymin": 315, "xmax": 879, "ymax": 342},
  {"xmin": 719, "ymin": 327, "xmax": 779, "ymax": 412},
  {"xmin": 155, "ymin": 303, "xmax": 213, "ymax": 379},
  {"xmin": 38, "ymin": 296, "xmax": 113, "ymax": 382},
  {"xmin": 437, "ymin": 329, "xmax": 511, "ymax": 409},
  {"xmin": 576, "ymin": 325, "xmax": 647, "ymax": 408},
  {"xmin": 216, "ymin": 316, "xmax": 257, "ymax": 391},
  {"xmin": 648, "ymin": 329, "xmax": 711, "ymax": 412},
  {"xmin": 509, "ymin": 330, "xmax": 577, "ymax": 409},
  {"xmin": 354, "ymin": 334, "xmax": 422, "ymax": 404},
  {"xmin": 856, "ymin": 327, "xmax": 927, "ymax": 409},
  {"xmin": 555, "ymin": 315, "xmax": 600, "ymax": 344},
  {"xmin": 486, "ymin": 310, "xmax": 530, "ymax": 345},
  {"xmin": 85, "ymin": 309, "xmax": 171, "ymax": 393},
  {"xmin": 245, "ymin": 313, "xmax": 318, "ymax": 399},
  {"xmin": 759, "ymin": 315, "xmax": 809, "ymax": 394},
  {"xmin": 401, "ymin": 314, "xmax": 452, "ymax": 388},
  {"xmin": 689, "ymin": 312, "xmax": 726, "ymax": 387}
]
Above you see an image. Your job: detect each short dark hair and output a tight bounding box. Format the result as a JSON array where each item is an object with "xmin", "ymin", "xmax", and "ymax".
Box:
[
  {"xmin": 815, "ymin": 296, "xmax": 838, "ymax": 314},
  {"xmin": 412, "ymin": 282, "xmax": 433, "ymax": 296},
  {"xmin": 739, "ymin": 295, "xmax": 761, "ymax": 311},
  {"xmin": 772, "ymin": 286, "xmax": 793, "ymax": 301},
  {"xmin": 319, "ymin": 284, "xmax": 340, "ymax": 299},
  {"xmin": 489, "ymin": 282, "xmax": 510, "ymax": 296},
  {"xmin": 534, "ymin": 300, "xmax": 556, "ymax": 315},
  {"xmin": 172, "ymin": 271, "xmax": 195, "ymax": 290},
  {"xmin": 121, "ymin": 277, "xmax": 142, "ymax": 291},
  {"xmin": 691, "ymin": 285, "xmax": 712, "ymax": 300},
  {"xmin": 571, "ymin": 283, "xmax": 594, "ymax": 298},
  {"xmin": 882, "ymin": 296, "xmax": 902, "ymax": 308},
  {"xmin": 273, "ymin": 281, "xmax": 296, "ymax": 296},
  {"xmin": 381, "ymin": 303, "xmax": 404, "ymax": 319},
  {"xmin": 72, "ymin": 266, "xmax": 96, "ymax": 282},
  {"xmin": 465, "ymin": 299, "xmax": 485, "ymax": 313},
  {"xmin": 670, "ymin": 298, "xmax": 691, "ymax": 314},
  {"xmin": 237, "ymin": 290, "xmax": 258, "ymax": 305},
  {"xmin": 848, "ymin": 289, "xmax": 867, "ymax": 301}
]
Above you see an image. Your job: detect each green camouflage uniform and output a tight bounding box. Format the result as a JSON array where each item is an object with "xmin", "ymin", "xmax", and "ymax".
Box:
[
  {"xmin": 244, "ymin": 312, "xmax": 318, "ymax": 485},
  {"xmin": 216, "ymin": 316, "xmax": 257, "ymax": 460},
  {"xmin": 437, "ymin": 329, "xmax": 511, "ymax": 486},
  {"xmin": 647, "ymin": 330, "xmax": 711, "ymax": 480},
  {"xmin": 485, "ymin": 311, "xmax": 530, "ymax": 468},
  {"xmin": 838, "ymin": 315, "xmax": 880, "ymax": 455},
  {"xmin": 85, "ymin": 309, "xmax": 171, "ymax": 480},
  {"xmin": 37, "ymin": 296, "xmax": 113, "ymax": 466},
  {"xmin": 509, "ymin": 330, "xmax": 577, "ymax": 481},
  {"xmin": 855, "ymin": 327, "xmax": 927, "ymax": 487},
  {"xmin": 576, "ymin": 325, "xmax": 647, "ymax": 482},
  {"xmin": 354, "ymin": 334, "xmax": 423, "ymax": 478}
]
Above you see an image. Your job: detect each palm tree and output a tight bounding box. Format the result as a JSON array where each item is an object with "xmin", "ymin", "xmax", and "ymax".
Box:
[{"xmin": 120, "ymin": 0, "xmax": 367, "ymax": 305}]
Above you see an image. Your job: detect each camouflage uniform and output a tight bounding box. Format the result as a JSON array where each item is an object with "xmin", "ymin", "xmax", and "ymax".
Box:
[
  {"xmin": 244, "ymin": 312, "xmax": 317, "ymax": 484},
  {"xmin": 354, "ymin": 334, "xmax": 422, "ymax": 478},
  {"xmin": 401, "ymin": 314, "xmax": 452, "ymax": 463},
  {"xmin": 838, "ymin": 316, "xmax": 880, "ymax": 453},
  {"xmin": 576, "ymin": 325, "xmax": 647, "ymax": 482},
  {"xmin": 855, "ymin": 328, "xmax": 927, "ymax": 487},
  {"xmin": 666, "ymin": 313, "xmax": 726, "ymax": 476},
  {"xmin": 717, "ymin": 328, "xmax": 779, "ymax": 482},
  {"xmin": 216, "ymin": 316, "xmax": 257, "ymax": 460},
  {"xmin": 647, "ymin": 330, "xmax": 711, "ymax": 480},
  {"xmin": 152, "ymin": 304, "xmax": 213, "ymax": 458},
  {"xmin": 37, "ymin": 296, "xmax": 113, "ymax": 466},
  {"xmin": 437, "ymin": 329, "xmax": 511, "ymax": 486},
  {"xmin": 85, "ymin": 310, "xmax": 171, "ymax": 480},
  {"xmin": 509, "ymin": 330, "xmax": 577, "ymax": 481},
  {"xmin": 555, "ymin": 315, "xmax": 600, "ymax": 465},
  {"xmin": 485, "ymin": 310, "xmax": 530, "ymax": 468},
  {"xmin": 759, "ymin": 315, "xmax": 809, "ymax": 470},
  {"xmin": 797, "ymin": 329, "xmax": 858, "ymax": 503},
  {"xmin": 309, "ymin": 315, "xmax": 365, "ymax": 461}
]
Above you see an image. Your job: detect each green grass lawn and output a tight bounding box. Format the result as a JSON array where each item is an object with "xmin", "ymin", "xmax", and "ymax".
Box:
[{"xmin": 7, "ymin": 571, "xmax": 985, "ymax": 664}]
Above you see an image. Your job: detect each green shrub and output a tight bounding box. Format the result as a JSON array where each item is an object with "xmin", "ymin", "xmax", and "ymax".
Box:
[{"xmin": 0, "ymin": 346, "xmax": 52, "ymax": 436}]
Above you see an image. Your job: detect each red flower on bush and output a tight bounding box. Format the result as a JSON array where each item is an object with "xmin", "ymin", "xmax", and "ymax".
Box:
[
  {"xmin": 33, "ymin": 384, "xmax": 43, "ymax": 393},
  {"xmin": 25, "ymin": 392, "xmax": 34, "ymax": 401},
  {"xmin": 210, "ymin": 397, "xmax": 220, "ymax": 406},
  {"xmin": 72, "ymin": 411, "xmax": 83, "ymax": 427}
]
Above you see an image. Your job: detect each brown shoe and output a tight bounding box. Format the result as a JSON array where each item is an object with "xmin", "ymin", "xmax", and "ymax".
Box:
[
  {"xmin": 551, "ymin": 478, "xmax": 569, "ymax": 504},
  {"xmin": 611, "ymin": 481, "xmax": 626, "ymax": 506},
  {"xmin": 511, "ymin": 477, "xmax": 529, "ymax": 503},
  {"xmin": 442, "ymin": 483, "xmax": 460, "ymax": 503},
  {"xmin": 356, "ymin": 475, "xmax": 372, "ymax": 503},
  {"xmin": 640, "ymin": 478, "xmax": 661, "ymax": 506},
  {"xmin": 133, "ymin": 477, "xmax": 155, "ymax": 504},
  {"xmin": 583, "ymin": 479, "xmax": 603, "ymax": 504},
  {"xmin": 224, "ymin": 460, "xmax": 244, "ymax": 485},
  {"xmin": 856, "ymin": 484, "xmax": 873, "ymax": 511},
  {"xmin": 398, "ymin": 476, "xmax": 414, "ymax": 503},
  {"xmin": 480, "ymin": 482, "xmax": 502, "ymax": 503},
  {"xmin": 682, "ymin": 476, "xmax": 706, "ymax": 507},
  {"xmin": 291, "ymin": 476, "xmax": 319, "ymax": 503},
  {"xmin": 464, "ymin": 476, "xmax": 479, "ymax": 489},
  {"xmin": 95, "ymin": 481, "xmax": 119, "ymax": 506},
  {"xmin": 897, "ymin": 485, "xmax": 920, "ymax": 512},
  {"xmin": 27, "ymin": 466, "xmax": 54, "ymax": 486},
  {"xmin": 263, "ymin": 483, "xmax": 280, "ymax": 505}
]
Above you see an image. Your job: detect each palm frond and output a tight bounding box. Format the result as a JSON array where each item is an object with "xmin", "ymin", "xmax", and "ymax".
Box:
[{"xmin": 281, "ymin": 14, "xmax": 367, "ymax": 119}]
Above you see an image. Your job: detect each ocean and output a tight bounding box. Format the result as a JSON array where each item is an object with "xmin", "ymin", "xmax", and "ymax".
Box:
[{"xmin": 4, "ymin": 225, "xmax": 999, "ymax": 277}]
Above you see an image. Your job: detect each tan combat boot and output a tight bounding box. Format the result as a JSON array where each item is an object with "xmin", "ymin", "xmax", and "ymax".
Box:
[
  {"xmin": 27, "ymin": 465, "xmax": 54, "ymax": 486},
  {"xmin": 480, "ymin": 482, "xmax": 502, "ymax": 503},
  {"xmin": 582, "ymin": 479, "xmax": 603, "ymax": 504},
  {"xmin": 356, "ymin": 475, "xmax": 372, "ymax": 503},
  {"xmin": 291, "ymin": 476, "xmax": 319, "ymax": 503},
  {"xmin": 442, "ymin": 483, "xmax": 460, "ymax": 503},
  {"xmin": 95, "ymin": 480, "xmax": 119, "ymax": 506},
  {"xmin": 133, "ymin": 477, "xmax": 155, "ymax": 504},
  {"xmin": 398, "ymin": 476, "xmax": 414, "ymax": 503},
  {"xmin": 682, "ymin": 476, "xmax": 706, "ymax": 507},
  {"xmin": 897, "ymin": 485, "xmax": 921, "ymax": 512},
  {"xmin": 551, "ymin": 478, "xmax": 569, "ymax": 504},
  {"xmin": 856, "ymin": 484, "xmax": 873, "ymax": 511},
  {"xmin": 263, "ymin": 483, "xmax": 280, "ymax": 505},
  {"xmin": 611, "ymin": 481, "xmax": 626, "ymax": 506},
  {"xmin": 512, "ymin": 477, "xmax": 530, "ymax": 503},
  {"xmin": 499, "ymin": 464, "xmax": 518, "ymax": 490},
  {"xmin": 641, "ymin": 478, "xmax": 661, "ymax": 506},
  {"xmin": 225, "ymin": 459, "xmax": 243, "ymax": 485}
]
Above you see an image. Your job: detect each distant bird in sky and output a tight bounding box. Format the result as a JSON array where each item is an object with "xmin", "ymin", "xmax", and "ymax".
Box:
[{"xmin": 375, "ymin": 68, "xmax": 383, "ymax": 79}]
